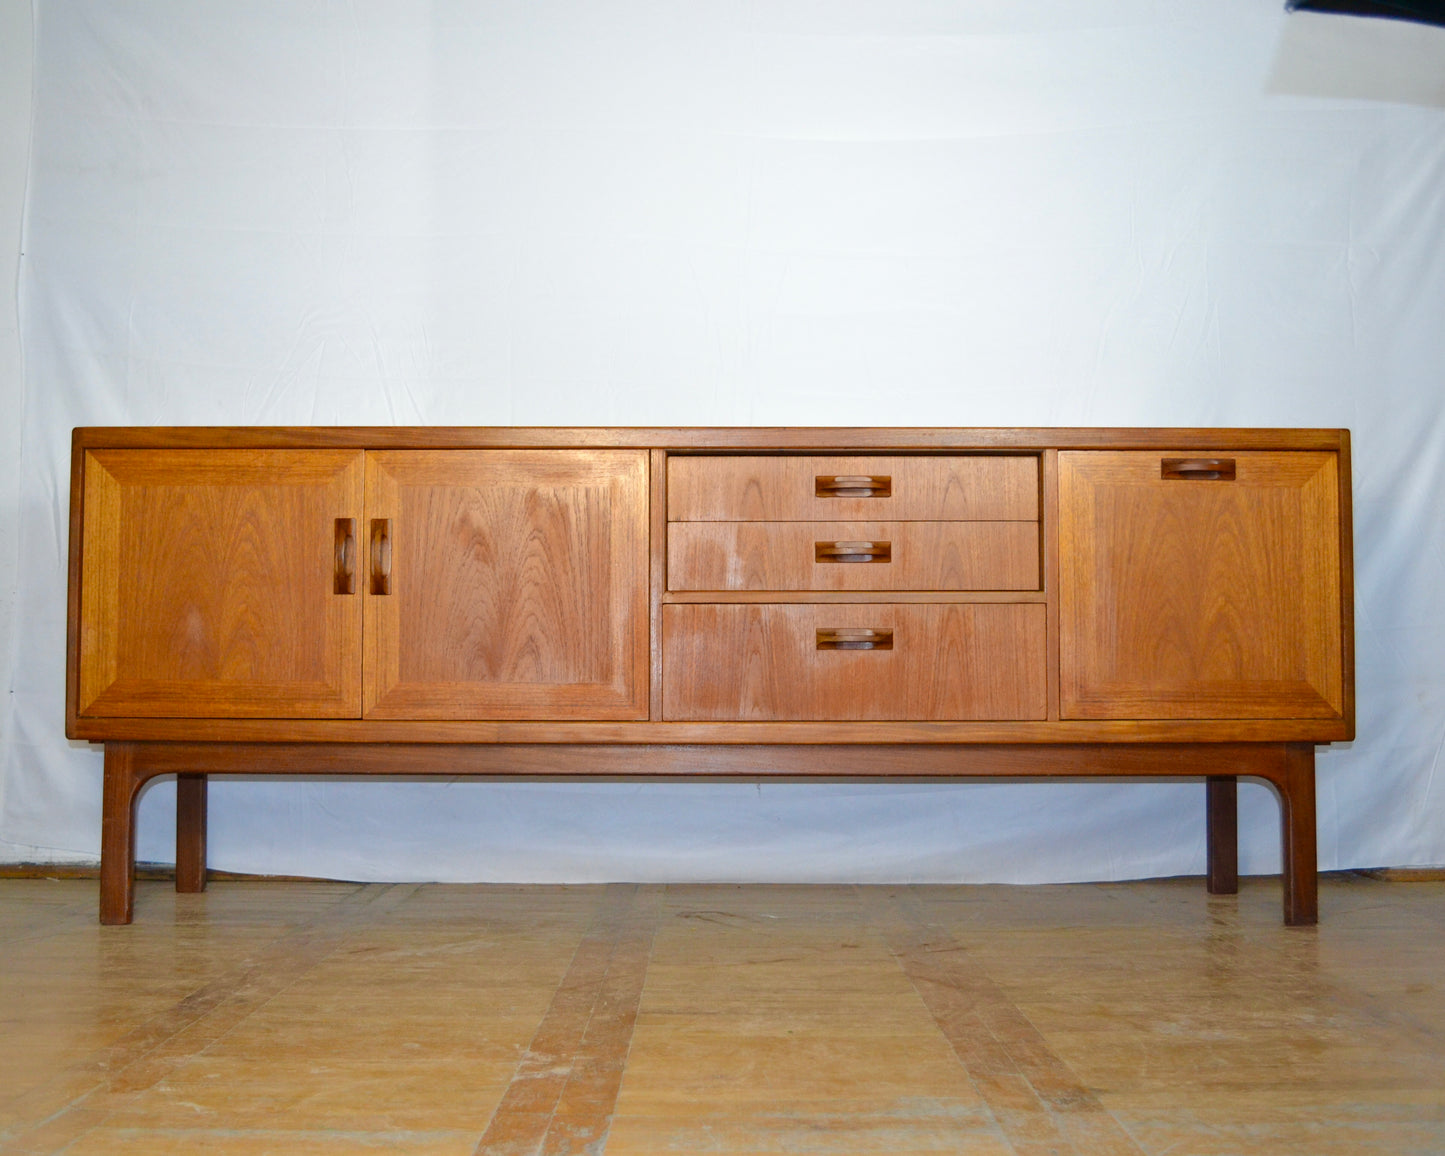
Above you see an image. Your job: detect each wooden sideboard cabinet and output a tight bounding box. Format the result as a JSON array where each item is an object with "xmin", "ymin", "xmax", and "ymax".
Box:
[{"xmin": 66, "ymin": 428, "xmax": 1353, "ymax": 925}]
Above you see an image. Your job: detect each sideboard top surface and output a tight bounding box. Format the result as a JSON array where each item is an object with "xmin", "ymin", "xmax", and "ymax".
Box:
[{"xmin": 71, "ymin": 426, "xmax": 1350, "ymax": 452}]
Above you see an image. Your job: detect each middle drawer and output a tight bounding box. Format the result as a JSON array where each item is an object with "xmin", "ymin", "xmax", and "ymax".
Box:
[{"xmin": 668, "ymin": 521, "xmax": 1039, "ymax": 591}]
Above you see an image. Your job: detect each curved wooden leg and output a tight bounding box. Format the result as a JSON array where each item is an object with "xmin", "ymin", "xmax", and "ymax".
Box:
[
  {"xmin": 1206, "ymin": 775, "xmax": 1239, "ymax": 895},
  {"xmin": 1278, "ymin": 743, "xmax": 1319, "ymax": 927},
  {"xmin": 176, "ymin": 773, "xmax": 208, "ymax": 893},
  {"xmin": 100, "ymin": 743, "xmax": 144, "ymax": 925}
]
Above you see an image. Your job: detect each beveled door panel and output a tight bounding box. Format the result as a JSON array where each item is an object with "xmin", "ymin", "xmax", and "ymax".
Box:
[
  {"xmin": 78, "ymin": 449, "xmax": 364, "ymax": 717},
  {"xmin": 363, "ymin": 450, "xmax": 648, "ymax": 719},
  {"xmin": 1059, "ymin": 451, "xmax": 1344, "ymax": 720},
  {"xmin": 668, "ymin": 456, "xmax": 1039, "ymax": 521},
  {"xmin": 668, "ymin": 521, "xmax": 1040, "ymax": 591},
  {"xmin": 663, "ymin": 603, "xmax": 1047, "ymax": 721}
]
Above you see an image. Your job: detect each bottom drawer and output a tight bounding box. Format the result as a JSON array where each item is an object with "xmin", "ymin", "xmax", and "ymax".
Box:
[{"xmin": 663, "ymin": 603, "xmax": 1046, "ymax": 721}]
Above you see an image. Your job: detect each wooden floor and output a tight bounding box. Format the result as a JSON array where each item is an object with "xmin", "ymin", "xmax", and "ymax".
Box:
[{"xmin": 2, "ymin": 877, "xmax": 1443, "ymax": 1154}]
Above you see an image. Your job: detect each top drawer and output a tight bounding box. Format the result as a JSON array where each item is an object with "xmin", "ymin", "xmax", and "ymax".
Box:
[{"xmin": 668, "ymin": 455, "xmax": 1039, "ymax": 521}]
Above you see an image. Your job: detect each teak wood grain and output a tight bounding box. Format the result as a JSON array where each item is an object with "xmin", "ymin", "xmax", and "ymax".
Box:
[
  {"xmin": 648, "ymin": 448, "xmax": 667, "ymax": 722},
  {"xmin": 65, "ymin": 427, "xmax": 1353, "ymax": 926},
  {"xmin": 78, "ymin": 449, "xmax": 364, "ymax": 718},
  {"xmin": 362, "ymin": 450, "xmax": 648, "ymax": 720},
  {"xmin": 1058, "ymin": 451, "xmax": 1343, "ymax": 720},
  {"xmin": 64, "ymin": 716, "xmax": 1351, "ymax": 744},
  {"xmin": 72, "ymin": 426, "xmax": 1349, "ymax": 451},
  {"xmin": 1041, "ymin": 449, "xmax": 1062, "ymax": 722},
  {"xmin": 667, "ymin": 520, "xmax": 1040, "ymax": 592},
  {"xmin": 662, "ymin": 603, "xmax": 1047, "ymax": 721},
  {"xmin": 667, "ymin": 455, "xmax": 1040, "ymax": 522}
]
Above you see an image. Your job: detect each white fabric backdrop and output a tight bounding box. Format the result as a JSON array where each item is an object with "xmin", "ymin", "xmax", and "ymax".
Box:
[{"xmin": 4, "ymin": 0, "xmax": 1444, "ymax": 881}]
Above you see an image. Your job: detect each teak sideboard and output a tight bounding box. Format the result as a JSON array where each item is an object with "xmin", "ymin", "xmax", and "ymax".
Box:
[{"xmin": 65, "ymin": 427, "xmax": 1354, "ymax": 925}]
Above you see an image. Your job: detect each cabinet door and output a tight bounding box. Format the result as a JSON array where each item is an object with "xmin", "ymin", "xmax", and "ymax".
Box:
[
  {"xmin": 1059, "ymin": 451, "xmax": 1344, "ymax": 720},
  {"xmin": 78, "ymin": 449, "xmax": 364, "ymax": 717},
  {"xmin": 363, "ymin": 450, "xmax": 648, "ymax": 720}
]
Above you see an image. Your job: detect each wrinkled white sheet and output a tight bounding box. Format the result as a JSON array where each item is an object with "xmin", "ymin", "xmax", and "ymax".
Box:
[{"xmin": 4, "ymin": 1, "xmax": 1444, "ymax": 882}]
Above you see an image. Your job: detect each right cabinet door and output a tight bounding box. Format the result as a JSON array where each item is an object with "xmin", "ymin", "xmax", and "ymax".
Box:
[
  {"xmin": 362, "ymin": 449, "xmax": 649, "ymax": 720},
  {"xmin": 1058, "ymin": 451, "xmax": 1344, "ymax": 720}
]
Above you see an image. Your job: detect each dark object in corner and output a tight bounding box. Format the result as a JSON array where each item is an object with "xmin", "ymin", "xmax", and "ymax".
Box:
[{"xmin": 1287, "ymin": 0, "xmax": 1445, "ymax": 28}]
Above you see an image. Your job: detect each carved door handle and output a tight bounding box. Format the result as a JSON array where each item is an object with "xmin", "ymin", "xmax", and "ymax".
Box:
[
  {"xmin": 333, "ymin": 518, "xmax": 357, "ymax": 594},
  {"xmin": 370, "ymin": 519, "xmax": 392, "ymax": 595},
  {"xmin": 1161, "ymin": 458, "xmax": 1236, "ymax": 481}
]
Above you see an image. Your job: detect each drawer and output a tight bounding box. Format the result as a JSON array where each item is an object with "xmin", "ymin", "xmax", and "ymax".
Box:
[
  {"xmin": 668, "ymin": 521, "xmax": 1039, "ymax": 591},
  {"xmin": 668, "ymin": 455, "xmax": 1039, "ymax": 521},
  {"xmin": 663, "ymin": 603, "xmax": 1047, "ymax": 721}
]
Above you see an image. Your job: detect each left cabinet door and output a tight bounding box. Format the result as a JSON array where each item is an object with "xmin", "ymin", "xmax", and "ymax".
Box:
[
  {"xmin": 77, "ymin": 449, "xmax": 365, "ymax": 717},
  {"xmin": 363, "ymin": 450, "xmax": 649, "ymax": 720}
]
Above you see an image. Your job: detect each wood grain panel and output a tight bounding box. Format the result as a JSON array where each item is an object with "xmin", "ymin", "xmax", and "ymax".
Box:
[
  {"xmin": 1336, "ymin": 430, "xmax": 1356, "ymax": 739},
  {"xmin": 663, "ymin": 590, "xmax": 1046, "ymax": 604},
  {"xmin": 668, "ymin": 456, "xmax": 1039, "ymax": 521},
  {"xmin": 65, "ymin": 714, "xmax": 1353, "ymax": 745},
  {"xmin": 1041, "ymin": 449, "xmax": 1062, "ymax": 722},
  {"xmin": 77, "ymin": 450, "xmax": 364, "ymax": 717},
  {"xmin": 1059, "ymin": 451, "xmax": 1344, "ymax": 720},
  {"xmin": 122, "ymin": 740, "xmax": 1300, "ymax": 779},
  {"xmin": 649, "ymin": 448, "xmax": 667, "ymax": 721},
  {"xmin": 363, "ymin": 450, "xmax": 648, "ymax": 720},
  {"xmin": 668, "ymin": 521, "xmax": 1039, "ymax": 591},
  {"xmin": 663, "ymin": 603, "xmax": 1046, "ymax": 721}
]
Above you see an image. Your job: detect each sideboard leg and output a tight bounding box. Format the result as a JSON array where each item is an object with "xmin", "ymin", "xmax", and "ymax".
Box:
[
  {"xmin": 176, "ymin": 773, "xmax": 208, "ymax": 893},
  {"xmin": 1278, "ymin": 743, "xmax": 1319, "ymax": 927},
  {"xmin": 1206, "ymin": 775, "xmax": 1239, "ymax": 895},
  {"xmin": 100, "ymin": 743, "xmax": 144, "ymax": 925}
]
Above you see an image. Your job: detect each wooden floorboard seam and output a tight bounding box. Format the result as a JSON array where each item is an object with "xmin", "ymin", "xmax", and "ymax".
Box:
[
  {"xmin": 860, "ymin": 884, "xmax": 1147, "ymax": 1156},
  {"xmin": 472, "ymin": 883, "xmax": 662, "ymax": 1156}
]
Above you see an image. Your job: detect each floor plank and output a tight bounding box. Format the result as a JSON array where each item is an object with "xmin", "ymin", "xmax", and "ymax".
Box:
[{"xmin": 0, "ymin": 876, "xmax": 1442, "ymax": 1154}]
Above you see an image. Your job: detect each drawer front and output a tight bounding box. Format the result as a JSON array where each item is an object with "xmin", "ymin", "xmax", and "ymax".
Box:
[
  {"xmin": 668, "ymin": 456, "xmax": 1039, "ymax": 521},
  {"xmin": 663, "ymin": 603, "xmax": 1047, "ymax": 721},
  {"xmin": 668, "ymin": 521, "xmax": 1040, "ymax": 591}
]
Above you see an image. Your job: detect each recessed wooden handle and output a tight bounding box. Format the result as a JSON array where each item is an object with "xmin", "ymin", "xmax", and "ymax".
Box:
[
  {"xmin": 333, "ymin": 518, "xmax": 356, "ymax": 595},
  {"xmin": 814, "ymin": 540, "xmax": 892, "ymax": 564},
  {"xmin": 370, "ymin": 519, "xmax": 392, "ymax": 595},
  {"xmin": 816, "ymin": 627, "xmax": 893, "ymax": 651},
  {"xmin": 815, "ymin": 475, "xmax": 892, "ymax": 499},
  {"xmin": 1161, "ymin": 458, "xmax": 1236, "ymax": 481}
]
